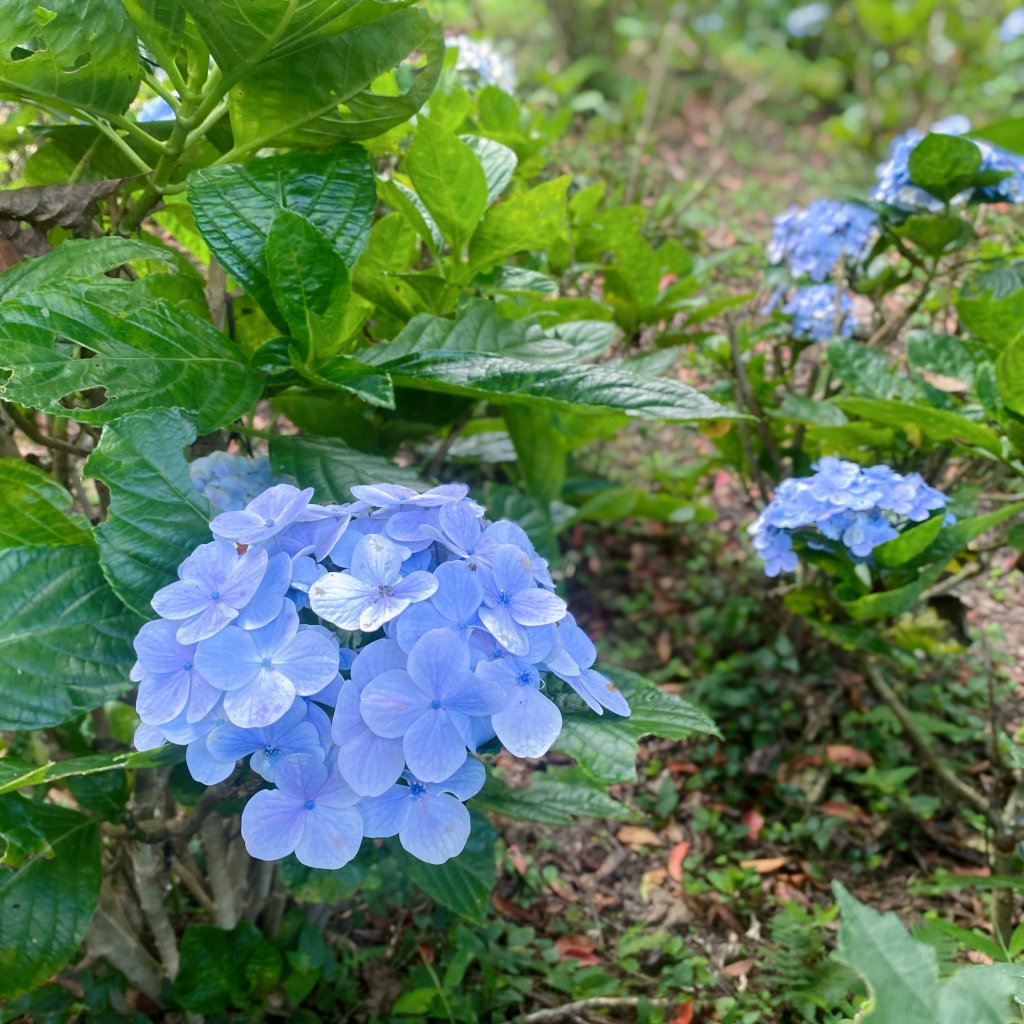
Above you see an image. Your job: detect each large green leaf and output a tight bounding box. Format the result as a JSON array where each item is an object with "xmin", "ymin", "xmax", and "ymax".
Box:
[
  {"xmin": 553, "ymin": 670, "xmax": 719, "ymax": 784},
  {"xmin": 393, "ymin": 814, "xmax": 495, "ymax": 923},
  {"xmin": 0, "ymin": 797, "xmax": 101, "ymax": 998},
  {"xmin": 0, "ymin": 238, "xmax": 177, "ymax": 302},
  {"xmin": 225, "ymin": 8, "xmax": 443, "ymax": 149},
  {"xmin": 872, "ymin": 514, "xmax": 946, "ymax": 569},
  {"xmin": 0, "ymin": 748, "xmax": 176, "ymax": 797},
  {"xmin": 0, "ymin": 545, "xmax": 140, "ymax": 730},
  {"xmin": 474, "ymin": 770, "xmax": 638, "ymax": 825},
  {"xmin": 376, "ymin": 349, "xmax": 739, "ymax": 422},
  {"xmin": 405, "ymin": 117, "xmax": 488, "ymax": 254},
  {"xmin": 832, "ymin": 883, "xmax": 1024, "ymax": 1023},
  {"xmin": 835, "ymin": 397, "xmax": 1003, "ymax": 456},
  {"xmin": 997, "ymin": 333, "xmax": 1024, "ymax": 418},
  {"xmin": 907, "ymin": 133, "xmax": 982, "ymax": 203},
  {"xmin": 188, "ymin": 144, "xmax": 374, "ymax": 331},
  {"xmin": 268, "ymin": 434, "xmax": 419, "ymax": 503},
  {"xmin": 120, "ymin": 0, "xmax": 187, "ymax": 70},
  {"xmin": 0, "ymin": 285, "xmax": 262, "ymax": 432},
  {"xmin": 957, "ymin": 262, "xmax": 1024, "ymax": 349},
  {"xmin": 85, "ymin": 409, "xmax": 213, "ymax": 617},
  {"xmin": 0, "ymin": 0, "xmax": 140, "ymax": 116},
  {"xmin": 0, "ymin": 459, "xmax": 92, "ymax": 549},
  {"xmin": 461, "ymin": 136, "xmax": 517, "ymax": 206},
  {"xmin": 840, "ymin": 563, "xmax": 945, "ymax": 622},
  {"xmin": 371, "ymin": 300, "xmax": 615, "ymax": 365},
  {"xmin": 903, "ymin": 502, "xmax": 1024, "ymax": 572}
]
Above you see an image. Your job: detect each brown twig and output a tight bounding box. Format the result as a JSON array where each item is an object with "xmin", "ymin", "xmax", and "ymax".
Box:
[
  {"xmin": 4, "ymin": 404, "xmax": 91, "ymax": 457},
  {"xmin": 513, "ymin": 996, "xmax": 676, "ymax": 1023}
]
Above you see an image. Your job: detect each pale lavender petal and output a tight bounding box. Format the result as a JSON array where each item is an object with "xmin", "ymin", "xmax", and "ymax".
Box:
[
  {"xmin": 277, "ymin": 628, "xmax": 340, "ymax": 696},
  {"xmin": 217, "ymin": 547, "xmax": 269, "ymax": 607},
  {"xmin": 490, "ymin": 544, "xmax": 534, "ymax": 596},
  {"xmin": 133, "ymin": 619, "xmax": 192, "ymax": 674},
  {"xmin": 308, "ymin": 572, "xmax": 376, "ymax": 630},
  {"xmin": 360, "ymin": 670, "xmax": 428, "ymax": 737},
  {"xmin": 313, "ymin": 769, "xmax": 362, "ymax": 810},
  {"xmin": 351, "ymin": 483, "xmax": 419, "ymax": 506},
  {"xmin": 431, "ymin": 561, "xmax": 483, "ymax": 622},
  {"xmin": 206, "ymin": 724, "xmax": 261, "ymax": 763},
  {"xmin": 351, "ymin": 534, "xmax": 402, "ymax": 586},
  {"xmin": 136, "ymin": 671, "xmax": 190, "ymax": 725},
  {"xmin": 241, "ymin": 790, "xmax": 304, "ymax": 860},
  {"xmin": 337, "ymin": 729, "xmax": 407, "ymax": 796},
  {"xmin": 186, "ymin": 673, "xmax": 221, "ymax": 722},
  {"xmin": 391, "ymin": 570, "xmax": 439, "ymax": 604},
  {"xmin": 385, "ymin": 508, "xmax": 436, "ymax": 542},
  {"xmin": 492, "ymin": 685, "xmax": 562, "ymax": 758},
  {"xmin": 426, "ymin": 756, "xmax": 486, "ymax": 801},
  {"xmin": 151, "ymin": 579, "xmax": 211, "ymax": 620},
  {"xmin": 395, "ymin": 603, "xmax": 452, "ymax": 653},
  {"xmin": 174, "ymin": 602, "xmax": 239, "ymax": 645},
  {"xmin": 186, "ymin": 738, "xmax": 236, "ymax": 785},
  {"xmin": 403, "ymin": 711, "xmax": 468, "ymax": 783},
  {"xmin": 400, "ymin": 792, "xmax": 470, "ymax": 864},
  {"xmin": 478, "ymin": 603, "xmax": 527, "ymax": 656},
  {"xmin": 273, "ymin": 752, "xmax": 328, "ymax": 801},
  {"xmin": 350, "ymin": 639, "xmax": 407, "ymax": 690},
  {"xmin": 441, "ymin": 672, "xmax": 505, "ymax": 717},
  {"xmin": 407, "ymin": 628, "xmax": 470, "ymax": 696},
  {"xmin": 570, "ymin": 669, "xmax": 631, "ymax": 717},
  {"xmin": 359, "ymin": 592, "xmax": 413, "ymax": 632},
  {"xmin": 360, "ymin": 785, "xmax": 410, "ymax": 837},
  {"xmin": 195, "ymin": 626, "xmax": 260, "ymax": 691},
  {"xmin": 223, "ymin": 668, "xmax": 296, "ymax": 728},
  {"xmin": 509, "ymin": 587, "xmax": 566, "ymax": 627},
  {"xmin": 295, "ymin": 805, "xmax": 363, "ymax": 869},
  {"xmin": 234, "ymin": 551, "xmax": 291, "ymax": 629},
  {"xmin": 438, "ymin": 501, "xmax": 483, "ymax": 554}
]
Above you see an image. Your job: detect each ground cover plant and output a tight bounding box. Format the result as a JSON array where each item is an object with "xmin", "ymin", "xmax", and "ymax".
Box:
[{"xmin": 3, "ymin": 1, "xmax": 1024, "ymax": 1021}]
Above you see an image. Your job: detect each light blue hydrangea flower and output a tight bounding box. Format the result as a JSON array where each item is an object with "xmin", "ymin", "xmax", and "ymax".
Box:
[
  {"xmin": 133, "ymin": 473, "xmax": 630, "ymax": 867},
  {"xmin": 768, "ymin": 200, "xmax": 877, "ymax": 282},
  {"xmin": 137, "ymin": 96, "xmax": 174, "ymax": 122},
  {"xmin": 361, "ymin": 757, "xmax": 486, "ymax": 865},
  {"xmin": 748, "ymin": 457, "xmax": 952, "ymax": 575},
  {"xmin": 1000, "ymin": 7, "xmax": 1024, "ymax": 43},
  {"xmin": 786, "ymin": 3, "xmax": 829, "ymax": 37},
  {"xmin": 190, "ymin": 451, "xmax": 275, "ymax": 512},
  {"xmin": 241, "ymin": 754, "xmax": 363, "ymax": 869},
  {"xmin": 781, "ymin": 285, "xmax": 855, "ymax": 341},
  {"xmin": 446, "ymin": 34, "xmax": 517, "ymax": 92}
]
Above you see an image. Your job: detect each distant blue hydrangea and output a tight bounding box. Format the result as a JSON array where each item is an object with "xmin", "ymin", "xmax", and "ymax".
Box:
[
  {"xmin": 872, "ymin": 116, "xmax": 1024, "ymax": 210},
  {"xmin": 137, "ymin": 96, "xmax": 174, "ymax": 122},
  {"xmin": 748, "ymin": 457, "xmax": 952, "ymax": 575},
  {"xmin": 1000, "ymin": 8, "xmax": 1024, "ymax": 43},
  {"xmin": 134, "ymin": 474, "xmax": 630, "ymax": 868},
  {"xmin": 768, "ymin": 199, "xmax": 877, "ymax": 282},
  {"xmin": 785, "ymin": 3, "xmax": 830, "ymax": 38},
  {"xmin": 447, "ymin": 34, "xmax": 517, "ymax": 92},
  {"xmin": 190, "ymin": 451, "xmax": 275, "ymax": 512},
  {"xmin": 781, "ymin": 285, "xmax": 855, "ymax": 341}
]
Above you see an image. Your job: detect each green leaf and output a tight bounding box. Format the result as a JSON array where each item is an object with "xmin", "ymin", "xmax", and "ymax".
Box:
[
  {"xmin": 84, "ymin": 409, "xmax": 212, "ymax": 617},
  {"xmin": 377, "ymin": 350, "xmax": 741, "ymax": 422},
  {"xmin": 120, "ymin": 0, "xmax": 187, "ymax": 72},
  {"xmin": 827, "ymin": 339, "xmax": 921, "ymax": 401},
  {"xmin": 373, "ymin": 301, "xmax": 615, "ymax": 365},
  {"xmin": 0, "ymin": 0, "xmax": 140, "ymax": 116},
  {"xmin": 173, "ymin": 922, "xmax": 282, "ymax": 1014},
  {"xmin": 224, "ymin": 8, "xmax": 443, "ymax": 149},
  {"xmin": 296, "ymin": 353, "xmax": 395, "ymax": 409},
  {"xmin": 460, "ymin": 135, "xmax": 517, "ymax": 205},
  {"xmin": 970, "ymin": 116, "xmax": 1024, "ymax": 154},
  {"xmin": 0, "ymin": 545, "xmax": 140, "ymax": 729},
  {"xmin": 997, "ymin": 333, "xmax": 1024, "ymax": 417},
  {"xmin": 894, "ymin": 214, "xmax": 974, "ymax": 256},
  {"xmin": 268, "ymin": 434, "xmax": 419, "ymax": 503},
  {"xmin": 832, "ymin": 882, "xmax": 1024, "ymax": 1023},
  {"xmin": 872, "ymin": 514, "xmax": 946, "ymax": 569},
  {"xmin": 0, "ymin": 238, "xmax": 177, "ymax": 302},
  {"xmin": 904, "ymin": 502, "xmax": 1024, "ymax": 571},
  {"xmin": 278, "ymin": 855, "xmax": 366, "ymax": 904},
  {"xmin": 465, "ymin": 176, "xmax": 571, "ymax": 276},
  {"xmin": 265, "ymin": 208, "xmax": 351, "ymax": 355},
  {"xmin": 406, "ymin": 117, "xmax": 488, "ymax": 255},
  {"xmin": 474, "ymin": 770, "xmax": 638, "ymax": 825},
  {"xmin": 394, "ymin": 813, "xmax": 495, "ymax": 923},
  {"xmin": 840, "ymin": 562, "xmax": 945, "ymax": 622},
  {"xmin": 832, "ymin": 881, "xmax": 939, "ymax": 1023},
  {"xmin": 835, "ymin": 397, "xmax": 1003, "ymax": 456},
  {"xmin": 957, "ymin": 262, "xmax": 1024, "ymax": 349},
  {"xmin": 0, "ymin": 459, "xmax": 91, "ymax": 549},
  {"xmin": 0, "ymin": 285, "xmax": 262, "ymax": 433},
  {"xmin": 0, "ymin": 748, "xmax": 177, "ymax": 797},
  {"xmin": 188, "ymin": 144, "xmax": 375, "ymax": 331},
  {"xmin": 503, "ymin": 405, "xmax": 568, "ymax": 503},
  {"xmin": 0, "ymin": 797, "xmax": 101, "ymax": 998},
  {"xmin": 553, "ymin": 670, "xmax": 719, "ymax": 784},
  {"xmin": 907, "ymin": 133, "xmax": 982, "ymax": 203}
]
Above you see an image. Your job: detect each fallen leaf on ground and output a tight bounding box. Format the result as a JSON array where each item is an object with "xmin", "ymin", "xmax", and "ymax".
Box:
[
  {"xmin": 670, "ymin": 1002, "xmax": 694, "ymax": 1024},
  {"xmin": 825, "ymin": 744, "xmax": 874, "ymax": 768},
  {"xmin": 617, "ymin": 825, "xmax": 663, "ymax": 848},
  {"xmin": 722, "ymin": 958, "xmax": 755, "ymax": 977},
  {"xmin": 667, "ymin": 841, "xmax": 690, "ymax": 883},
  {"xmin": 740, "ymin": 857, "xmax": 787, "ymax": 874},
  {"xmin": 741, "ymin": 809, "xmax": 764, "ymax": 841},
  {"xmin": 555, "ymin": 935, "xmax": 600, "ymax": 965}
]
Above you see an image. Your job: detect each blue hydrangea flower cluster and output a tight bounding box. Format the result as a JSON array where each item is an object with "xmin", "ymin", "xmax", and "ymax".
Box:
[
  {"xmin": 768, "ymin": 199, "xmax": 877, "ymax": 282},
  {"xmin": 785, "ymin": 3, "xmax": 829, "ymax": 38},
  {"xmin": 447, "ymin": 34, "xmax": 517, "ymax": 92},
  {"xmin": 190, "ymin": 451, "xmax": 275, "ymax": 512},
  {"xmin": 133, "ymin": 480, "xmax": 629, "ymax": 867},
  {"xmin": 872, "ymin": 116, "xmax": 1024, "ymax": 211},
  {"xmin": 781, "ymin": 285, "xmax": 856, "ymax": 341},
  {"xmin": 1000, "ymin": 8, "xmax": 1024, "ymax": 43},
  {"xmin": 748, "ymin": 457, "xmax": 951, "ymax": 576}
]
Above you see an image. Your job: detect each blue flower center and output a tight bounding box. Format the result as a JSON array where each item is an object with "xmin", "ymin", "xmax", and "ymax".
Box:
[
  {"xmin": 261, "ymin": 657, "xmax": 273, "ymax": 669},
  {"xmin": 263, "ymin": 745, "xmax": 280, "ymax": 761},
  {"xmin": 182, "ymin": 661, "xmax": 192, "ymax": 671},
  {"xmin": 498, "ymin": 591, "xmax": 512, "ymax": 605},
  {"xmin": 430, "ymin": 698, "xmax": 442, "ymax": 710},
  {"xmin": 378, "ymin": 584, "xmax": 394, "ymax": 596},
  {"xmin": 264, "ymin": 518, "xmax": 275, "ymax": 527},
  {"xmin": 518, "ymin": 671, "xmax": 532, "ymax": 686},
  {"xmin": 210, "ymin": 590, "xmax": 221, "ymax": 601},
  {"xmin": 409, "ymin": 781, "xmax": 427, "ymax": 799},
  {"xmin": 303, "ymin": 799, "xmax": 315, "ymax": 810}
]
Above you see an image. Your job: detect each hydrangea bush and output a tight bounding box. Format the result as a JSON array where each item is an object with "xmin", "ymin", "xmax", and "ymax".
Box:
[{"xmin": 134, "ymin": 480, "xmax": 628, "ymax": 866}]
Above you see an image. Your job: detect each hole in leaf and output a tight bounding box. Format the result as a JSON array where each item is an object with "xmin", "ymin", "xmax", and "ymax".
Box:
[
  {"xmin": 62, "ymin": 51, "xmax": 92, "ymax": 73},
  {"xmin": 10, "ymin": 37, "xmax": 47, "ymax": 61}
]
